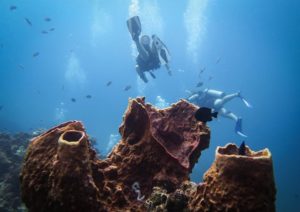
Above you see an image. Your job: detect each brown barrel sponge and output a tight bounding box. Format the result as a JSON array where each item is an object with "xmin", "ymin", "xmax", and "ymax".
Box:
[{"xmin": 189, "ymin": 143, "xmax": 276, "ymax": 212}]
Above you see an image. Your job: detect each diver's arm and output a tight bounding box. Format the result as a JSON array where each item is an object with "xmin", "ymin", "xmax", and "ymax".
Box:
[
  {"xmin": 187, "ymin": 94, "xmax": 199, "ymax": 103},
  {"xmin": 164, "ymin": 63, "xmax": 172, "ymax": 76},
  {"xmin": 134, "ymin": 39, "xmax": 149, "ymax": 61}
]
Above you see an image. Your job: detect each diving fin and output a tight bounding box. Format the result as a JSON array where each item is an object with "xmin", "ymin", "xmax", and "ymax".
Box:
[
  {"xmin": 235, "ymin": 118, "xmax": 247, "ymax": 138},
  {"xmin": 127, "ymin": 16, "xmax": 141, "ymax": 41},
  {"xmin": 237, "ymin": 131, "xmax": 248, "ymax": 138},
  {"xmin": 241, "ymin": 96, "xmax": 252, "ymax": 108}
]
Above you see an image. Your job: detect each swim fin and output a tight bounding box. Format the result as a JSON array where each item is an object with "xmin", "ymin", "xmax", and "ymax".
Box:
[
  {"xmin": 235, "ymin": 118, "xmax": 247, "ymax": 137},
  {"xmin": 240, "ymin": 96, "xmax": 252, "ymax": 108},
  {"xmin": 127, "ymin": 16, "xmax": 141, "ymax": 41}
]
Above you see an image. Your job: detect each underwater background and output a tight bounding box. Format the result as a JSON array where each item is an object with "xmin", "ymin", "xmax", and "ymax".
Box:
[{"xmin": 0, "ymin": 0, "xmax": 299, "ymax": 211}]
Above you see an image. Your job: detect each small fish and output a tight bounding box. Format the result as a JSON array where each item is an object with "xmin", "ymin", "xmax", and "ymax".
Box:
[
  {"xmin": 32, "ymin": 52, "xmax": 40, "ymax": 57},
  {"xmin": 71, "ymin": 98, "xmax": 76, "ymax": 102},
  {"xmin": 44, "ymin": 17, "xmax": 51, "ymax": 22},
  {"xmin": 61, "ymin": 85, "xmax": 64, "ymax": 90},
  {"xmin": 24, "ymin": 18, "xmax": 32, "ymax": 26},
  {"xmin": 49, "ymin": 27, "xmax": 55, "ymax": 31},
  {"xmin": 194, "ymin": 107, "xmax": 218, "ymax": 123},
  {"xmin": 0, "ymin": 105, "xmax": 3, "ymax": 111},
  {"xmin": 196, "ymin": 82, "xmax": 203, "ymax": 87},
  {"xmin": 198, "ymin": 67, "xmax": 205, "ymax": 77},
  {"xmin": 86, "ymin": 95, "xmax": 92, "ymax": 99},
  {"xmin": 0, "ymin": 44, "xmax": 3, "ymax": 48},
  {"xmin": 208, "ymin": 76, "xmax": 213, "ymax": 81},
  {"xmin": 238, "ymin": 141, "xmax": 246, "ymax": 156},
  {"xmin": 10, "ymin": 5, "xmax": 17, "ymax": 11},
  {"xmin": 200, "ymin": 67, "xmax": 205, "ymax": 73},
  {"xmin": 124, "ymin": 85, "xmax": 132, "ymax": 91},
  {"xmin": 106, "ymin": 81, "xmax": 112, "ymax": 86},
  {"xmin": 216, "ymin": 57, "xmax": 221, "ymax": 64},
  {"xmin": 41, "ymin": 30, "xmax": 48, "ymax": 34},
  {"xmin": 18, "ymin": 64, "xmax": 24, "ymax": 70}
]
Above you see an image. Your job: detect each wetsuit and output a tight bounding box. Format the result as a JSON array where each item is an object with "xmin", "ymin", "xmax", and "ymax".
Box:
[{"xmin": 136, "ymin": 47, "xmax": 160, "ymax": 72}]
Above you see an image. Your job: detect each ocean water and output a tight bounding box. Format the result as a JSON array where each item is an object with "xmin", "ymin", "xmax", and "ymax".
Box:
[{"xmin": 0, "ymin": 0, "xmax": 299, "ymax": 211}]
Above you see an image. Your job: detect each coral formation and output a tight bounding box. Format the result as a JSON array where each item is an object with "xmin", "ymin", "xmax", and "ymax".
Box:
[
  {"xmin": 145, "ymin": 186, "xmax": 189, "ymax": 212},
  {"xmin": 0, "ymin": 132, "xmax": 31, "ymax": 211},
  {"xmin": 144, "ymin": 143, "xmax": 276, "ymax": 212},
  {"xmin": 20, "ymin": 97, "xmax": 209, "ymax": 211},
  {"xmin": 20, "ymin": 97, "xmax": 276, "ymax": 212},
  {"xmin": 188, "ymin": 143, "xmax": 276, "ymax": 211}
]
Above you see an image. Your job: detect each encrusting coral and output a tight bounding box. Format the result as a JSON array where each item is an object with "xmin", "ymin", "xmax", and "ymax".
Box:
[{"xmin": 20, "ymin": 97, "xmax": 276, "ymax": 212}]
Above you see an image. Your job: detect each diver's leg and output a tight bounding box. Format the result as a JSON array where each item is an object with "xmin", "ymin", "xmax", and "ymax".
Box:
[
  {"xmin": 218, "ymin": 108, "xmax": 238, "ymax": 122},
  {"xmin": 136, "ymin": 65, "xmax": 148, "ymax": 83},
  {"xmin": 134, "ymin": 40, "xmax": 149, "ymax": 61},
  {"xmin": 127, "ymin": 16, "xmax": 141, "ymax": 41},
  {"xmin": 214, "ymin": 92, "xmax": 240, "ymax": 108},
  {"xmin": 127, "ymin": 16, "xmax": 148, "ymax": 61},
  {"xmin": 219, "ymin": 108, "xmax": 247, "ymax": 137},
  {"xmin": 223, "ymin": 92, "xmax": 252, "ymax": 108},
  {"xmin": 222, "ymin": 92, "xmax": 240, "ymax": 104}
]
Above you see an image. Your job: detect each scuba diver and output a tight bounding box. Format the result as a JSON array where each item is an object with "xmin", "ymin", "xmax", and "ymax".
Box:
[
  {"xmin": 127, "ymin": 16, "xmax": 171, "ymax": 83},
  {"xmin": 187, "ymin": 89, "xmax": 252, "ymax": 137}
]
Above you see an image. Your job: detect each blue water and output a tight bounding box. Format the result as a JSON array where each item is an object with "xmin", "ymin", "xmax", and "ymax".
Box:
[{"xmin": 0, "ymin": 0, "xmax": 299, "ymax": 211}]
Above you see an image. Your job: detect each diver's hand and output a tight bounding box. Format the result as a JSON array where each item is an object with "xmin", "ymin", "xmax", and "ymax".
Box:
[{"xmin": 165, "ymin": 64, "xmax": 171, "ymax": 76}]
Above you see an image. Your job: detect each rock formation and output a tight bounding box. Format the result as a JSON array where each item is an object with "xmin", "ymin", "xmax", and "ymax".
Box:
[{"xmin": 20, "ymin": 97, "xmax": 210, "ymax": 211}]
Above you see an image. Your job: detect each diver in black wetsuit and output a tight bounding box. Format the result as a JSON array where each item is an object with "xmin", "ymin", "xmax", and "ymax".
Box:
[{"xmin": 127, "ymin": 16, "xmax": 171, "ymax": 83}]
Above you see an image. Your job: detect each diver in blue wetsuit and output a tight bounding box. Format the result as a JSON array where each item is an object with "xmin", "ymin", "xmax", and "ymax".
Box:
[
  {"xmin": 127, "ymin": 16, "xmax": 171, "ymax": 83},
  {"xmin": 187, "ymin": 89, "xmax": 252, "ymax": 137}
]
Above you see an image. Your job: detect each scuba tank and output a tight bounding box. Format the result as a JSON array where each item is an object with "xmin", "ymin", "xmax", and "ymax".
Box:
[
  {"xmin": 151, "ymin": 34, "xmax": 171, "ymax": 65},
  {"xmin": 205, "ymin": 89, "xmax": 225, "ymax": 98}
]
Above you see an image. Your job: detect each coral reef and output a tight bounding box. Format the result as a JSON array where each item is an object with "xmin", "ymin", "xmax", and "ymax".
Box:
[
  {"xmin": 20, "ymin": 97, "xmax": 276, "ymax": 212},
  {"xmin": 144, "ymin": 143, "xmax": 276, "ymax": 212},
  {"xmin": 0, "ymin": 130, "xmax": 101, "ymax": 212},
  {"xmin": 145, "ymin": 186, "xmax": 189, "ymax": 212},
  {"xmin": 20, "ymin": 97, "xmax": 209, "ymax": 211},
  {"xmin": 0, "ymin": 132, "xmax": 31, "ymax": 211}
]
